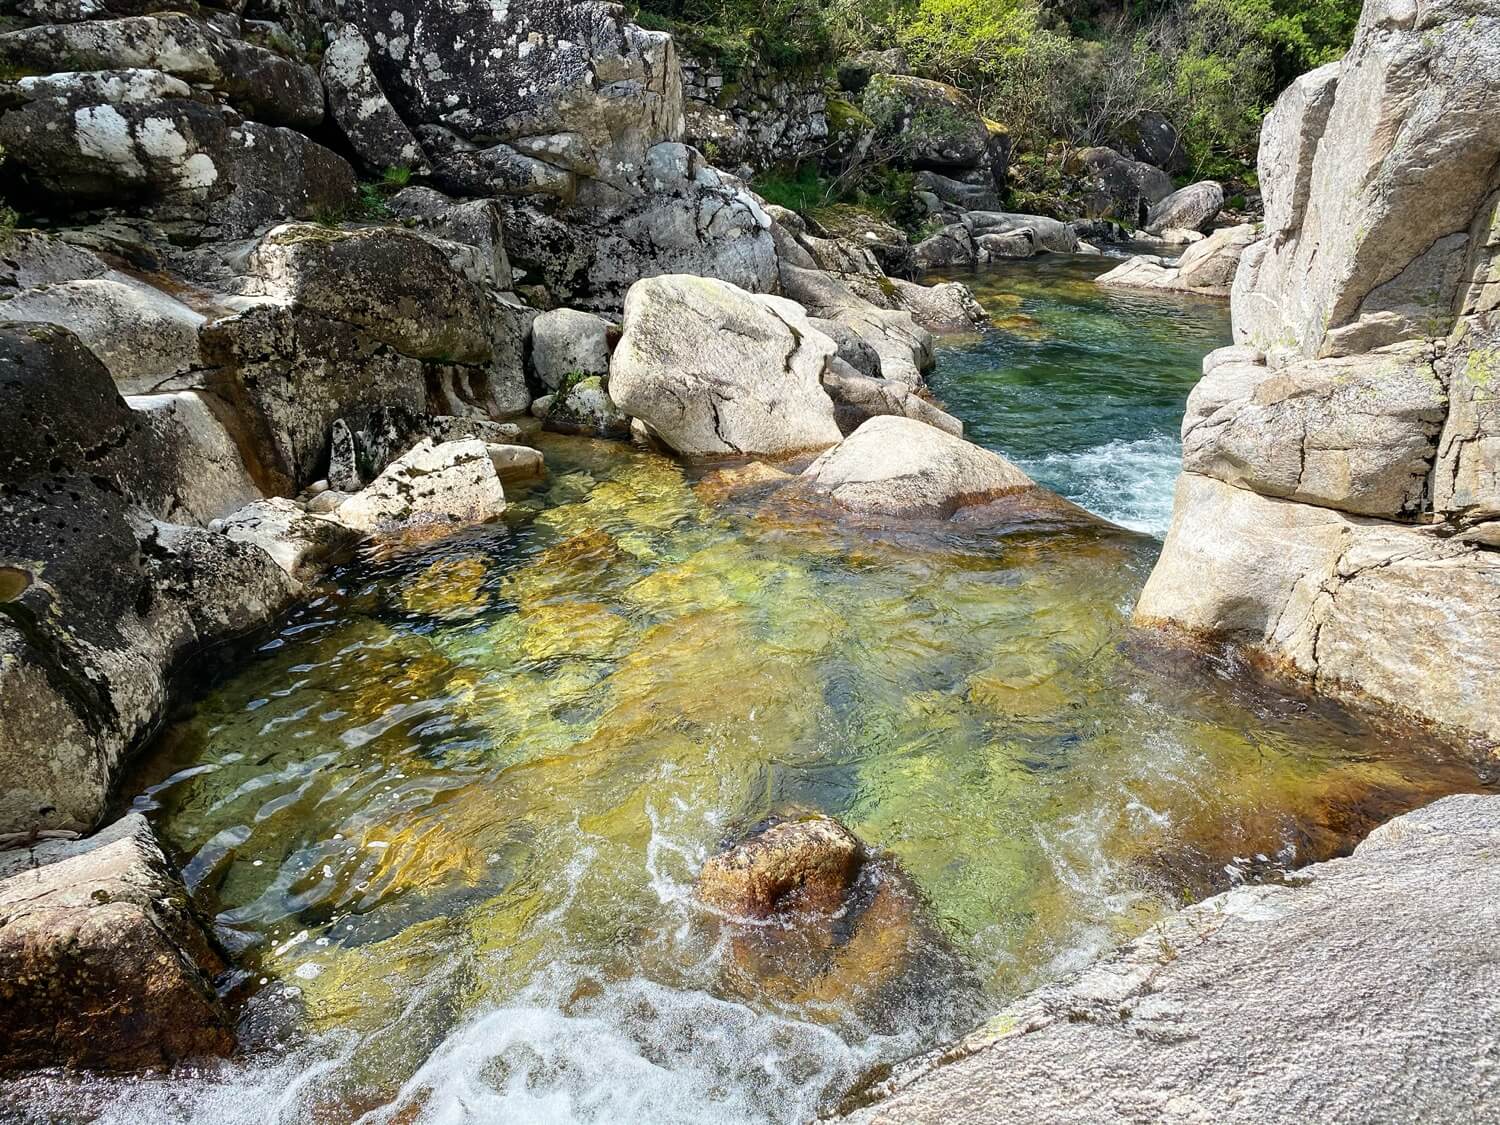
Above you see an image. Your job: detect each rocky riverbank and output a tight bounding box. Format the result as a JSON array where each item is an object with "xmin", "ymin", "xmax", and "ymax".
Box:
[
  {"xmin": 1134, "ymin": 0, "xmax": 1500, "ymax": 746},
  {"xmin": 845, "ymin": 792, "xmax": 1500, "ymax": 1123},
  {"xmin": 0, "ymin": 0, "xmax": 1496, "ymax": 1107}
]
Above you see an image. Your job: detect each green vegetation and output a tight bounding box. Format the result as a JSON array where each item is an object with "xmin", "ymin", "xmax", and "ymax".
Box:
[
  {"xmin": 754, "ymin": 164, "xmax": 929, "ymax": 236},
  {"xmin": 631, "ymin": 0, "xmax": 1360, "ymax": 179}
]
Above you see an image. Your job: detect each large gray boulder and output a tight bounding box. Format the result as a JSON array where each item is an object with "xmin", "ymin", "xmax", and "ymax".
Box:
[
  {"xmin": 530, "ymin": 307, "xmax": 612, "ymax": 391},
  {"xmin": 0, "ymin": 323, "xmax": 297, "ymax": 837},
  {"xmin": 1180, "ymin": 343, "xmax": 1446, "ymax": 518},
  {"xmin": 798, "ymin": 415, "xmax": 1093, "ymax": 524},
  {"xmin": 0, "ymin": 813, "xmax": 234, "ymax": 1073},
  {"xmin": 1067, "ymin": 146, "xmax": 1174, "ymax": 226},
  {"xmin": 609, "ymin": 275, "xmax": 842, "ymax": 457},
  {"xmin": 202, "ymin": 223, "xmax": 516, "ymax": 491},
  {"xmin": 778, "ymin": 263, "xmax": 934, "ymax": 386},
  {"xmin": 1232, "ymin": 1, "xmax": 1500, "ymax": 359},
  {"xmin": 0, "ymin": 270, "xmax": 205, "ymax": 391},
  {"xmin": 0, "ymin": 85, "xmax": 355, "ymax": 236},
  {"xmin": 500, "ymin": 142, "xmax": 778, "ymax": 310},
  {"xmin": 1096, "ymin": 224, "xmax": 1256, "ymax": 298},
  {"xmin": 320, "ymin": 22, "xmax": 429, "ymax": 174},
  {"xmin": 342, "ymin": 0, "xmax": 683, "ymax": 190},
  {"xmin": 1111, "ymin": 110, "xmax": 1187, "ymax": 175},
  {"xmin": 333, "ymin": 437, "xmax": 508, "ymax": 535},
  {"xmin": 1136, "ymin": 473, "xmax": 1500, "ymax": 741},
  {"xmin": 862, "ymin": 74, "xmax": 1002, "ymax": 187},
  {"xmin": 1137, "ymin": 0, "xmax": 1500, "ymax": 744},
  {"xmin": 1145, "ymin": 180, "xmax": 1223, "ymax": 233},
  {"xmin": 0, "ymin": 13, "xmax": 324, "ymax": 128},
  {"xmin": 847, "ymin": 793, "xmax": 1500, "ymax": 1124}
]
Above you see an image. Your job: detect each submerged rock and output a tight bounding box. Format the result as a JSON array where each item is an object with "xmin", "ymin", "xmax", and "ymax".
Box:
[{"xmin": 0, "ymin": 813, "xmax": 233, "ymax": 1073}]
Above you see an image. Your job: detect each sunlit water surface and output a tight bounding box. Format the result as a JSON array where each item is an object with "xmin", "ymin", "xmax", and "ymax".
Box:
[{"xmin": 7, "ymin": 255, "xmax": 1493, "ymax": 1124}]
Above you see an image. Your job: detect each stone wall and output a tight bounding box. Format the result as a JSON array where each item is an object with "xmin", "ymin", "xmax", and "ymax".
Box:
[{"xmin": 681, "ymin": 55, "xmax": 829, "ymax": 173}]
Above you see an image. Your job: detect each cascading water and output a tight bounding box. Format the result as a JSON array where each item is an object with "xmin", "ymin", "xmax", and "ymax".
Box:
[{"xmin": 7, "ymin": 254, "xmax": 1492, "ymax": 1125}]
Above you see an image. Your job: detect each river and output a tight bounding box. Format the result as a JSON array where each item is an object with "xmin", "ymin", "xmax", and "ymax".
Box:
[{"xmin": 7, "ymin": 253, "xmax": 1491, "ymax": 1124}]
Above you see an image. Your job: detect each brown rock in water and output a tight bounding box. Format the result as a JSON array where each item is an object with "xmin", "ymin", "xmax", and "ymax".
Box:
[
  {"xmin": 698, "ymin": 814, "xmax": 864, "ymax": 919},
  {"xmin": 0, "ymin": 814, "xmax": 233, "ymax": 1073}
]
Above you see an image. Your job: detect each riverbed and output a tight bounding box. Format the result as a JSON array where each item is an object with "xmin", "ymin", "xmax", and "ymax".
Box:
[{"xmin": 8, "ymin": 254, "xmax": 1492, "ymax": 1124}]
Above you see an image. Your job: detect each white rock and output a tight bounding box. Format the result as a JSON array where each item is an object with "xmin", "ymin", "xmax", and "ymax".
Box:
[
  {"xmin": 609, "ymin": 275, "xmax": 842, "ymax": 457},
  {"xmin": 334, "ymin": 438, "xmax": 506, "ymax": 535}
]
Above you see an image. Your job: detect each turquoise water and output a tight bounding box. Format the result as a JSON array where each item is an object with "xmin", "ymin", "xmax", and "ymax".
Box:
[
  {"xmin": 930, "ymin": 253, "xmax": 1231, "ymax": 534},
  {"xmin": 5, "ymin": 257, "xmax": 1487, "ymax": 1125}
]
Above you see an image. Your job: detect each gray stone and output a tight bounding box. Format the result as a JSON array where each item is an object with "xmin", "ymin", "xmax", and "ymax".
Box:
[
  {"xmin": 1096, "ymin": 224, "xmax": 1256, "ymax": 298},
  {"xmin": 821, "ymin": 366, "xmax": 964, "ymax": 438},
  {"xmin": 530, "ymin": 307, "xmax": 612, "ymax": 391},
  {"xmin": 0, "ymin": 13, "xmax": 324, "ymax": 128},
  {"xmin": 1067, "ymin": 146, "xmax": 1174, "ymax": 226},
  {"xmin": 0, "ymin": 229, "xmax": 108, "ymax": 291},
  {"xmin": 342, "ymin": 0, "xmax": 683, "ymax": 190},
  {"xmin": 1145, "ymin": 181, "xmax": 1223, "ymax": 233},
  {"xmin": 219, "ymin": 497, "xmax": 358, "ymax": 579},
  {"xmin": 609, "ymin": 274, "xmax": 841, "ymax": 458},
  {"xmin": 0, "ymin": 91, "xmax": 355, "ymax": 237},
  {"xmin": 848, "ymin": 793, "xmax": 1500, "ymax": 1124},
  {"xmin": 334, "ymin": 438, "xmax": 507, "ymax": 536},
  {"xmin": 798, "ymin": 415, "xmax": 1094, "ymax": 524},
  {"xmin": 532, "ymin": 374, "xmax": 629, "ymax": 438},
  {"xmin": 1181, "ymin": 345, "xmax": 1446, "ymax": 518},
  {"xmin": 320, "ymin": 22, "xmax": 429, "ymax": 174},
  {"xmin": 1136, "ymin": 473, "xmax": 1500, "ymax": 741},
  {"xmin": 0, "ymin": 270, "xmax": 204, "ymax": 391},
  {"xmin": 963, "ymin": 211, "xmax": 1079, "ymax": 254},
  {"xmin": 1232, "ymin": 1, "xmax": 1500, "ymax": 359}
]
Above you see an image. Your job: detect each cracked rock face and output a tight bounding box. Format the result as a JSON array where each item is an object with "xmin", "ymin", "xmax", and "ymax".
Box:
[
  {"xmin": 1137, "ymin": 473, "xmax": 1500, "ymax": 741},
  {"xmin": 343, "ymin": 0, "xmax": 683, "ymax": 189},
  {"xmin": 846, "ymin": 793, "xmax": 1500, "ymax": 1124},
  {"xmin": 1136, "ymin": 0, "xmax": 1500, "ymax": 743},
  {"xmin": 0, "ymin": 323, "xmax": 296, "ymax": 836},
  {"xmin": 0, "ymin": 13, "xmax": 325, "ymax": 129},
  {"xmin": 608, "ymin": 274, "xmax": 843, "ymax": 457},
  {"xmin": 1232, "ymin": 0, "xmax": 1500, "ymax": 360},
  {"xmin": 320, "ymin": 22, "xmax": 429, "ymax": 174},
  {"xmin": 1180, "ymin": 343, "xmax": 1447, "ymax": 517}
]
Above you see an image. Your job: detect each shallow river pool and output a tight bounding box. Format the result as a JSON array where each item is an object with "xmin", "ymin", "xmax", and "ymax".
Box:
[{"xmin": 9, "ymin": 254, "xmax": 1494, "ymax": 1124}]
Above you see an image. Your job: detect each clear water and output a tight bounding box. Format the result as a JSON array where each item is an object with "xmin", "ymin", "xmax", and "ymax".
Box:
[
  {"xmin": 929, "ymin": 253, "xmax": 1231, "ymax": 535},
  {"xmin": 6, "ymin": 256, "xmax": 1492, "ymax": 1125}
]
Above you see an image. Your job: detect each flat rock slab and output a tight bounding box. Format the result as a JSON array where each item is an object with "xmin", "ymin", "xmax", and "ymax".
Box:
[{"xmin": 847, "ymin": 793, "xmax": 1500, "ymax": 1124}]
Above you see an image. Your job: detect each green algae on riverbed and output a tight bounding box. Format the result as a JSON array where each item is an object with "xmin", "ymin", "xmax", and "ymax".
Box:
[
  {"xmin": 20, "ymin": 258, "xmax": 1493, "ymax": 1125},
  {"xmin": 87, "ymin": 429, "xmax": 1491, "ymax": 1123}
]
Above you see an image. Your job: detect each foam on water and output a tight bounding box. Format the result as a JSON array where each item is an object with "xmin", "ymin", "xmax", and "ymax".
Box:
[
  {"xmin": 1018, "ymin": 433, "xmax": 1185, "ymax": 536},
  {"xmin": 927, "ymin": 252, "xmax": 1230, "ymax": 537}
]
